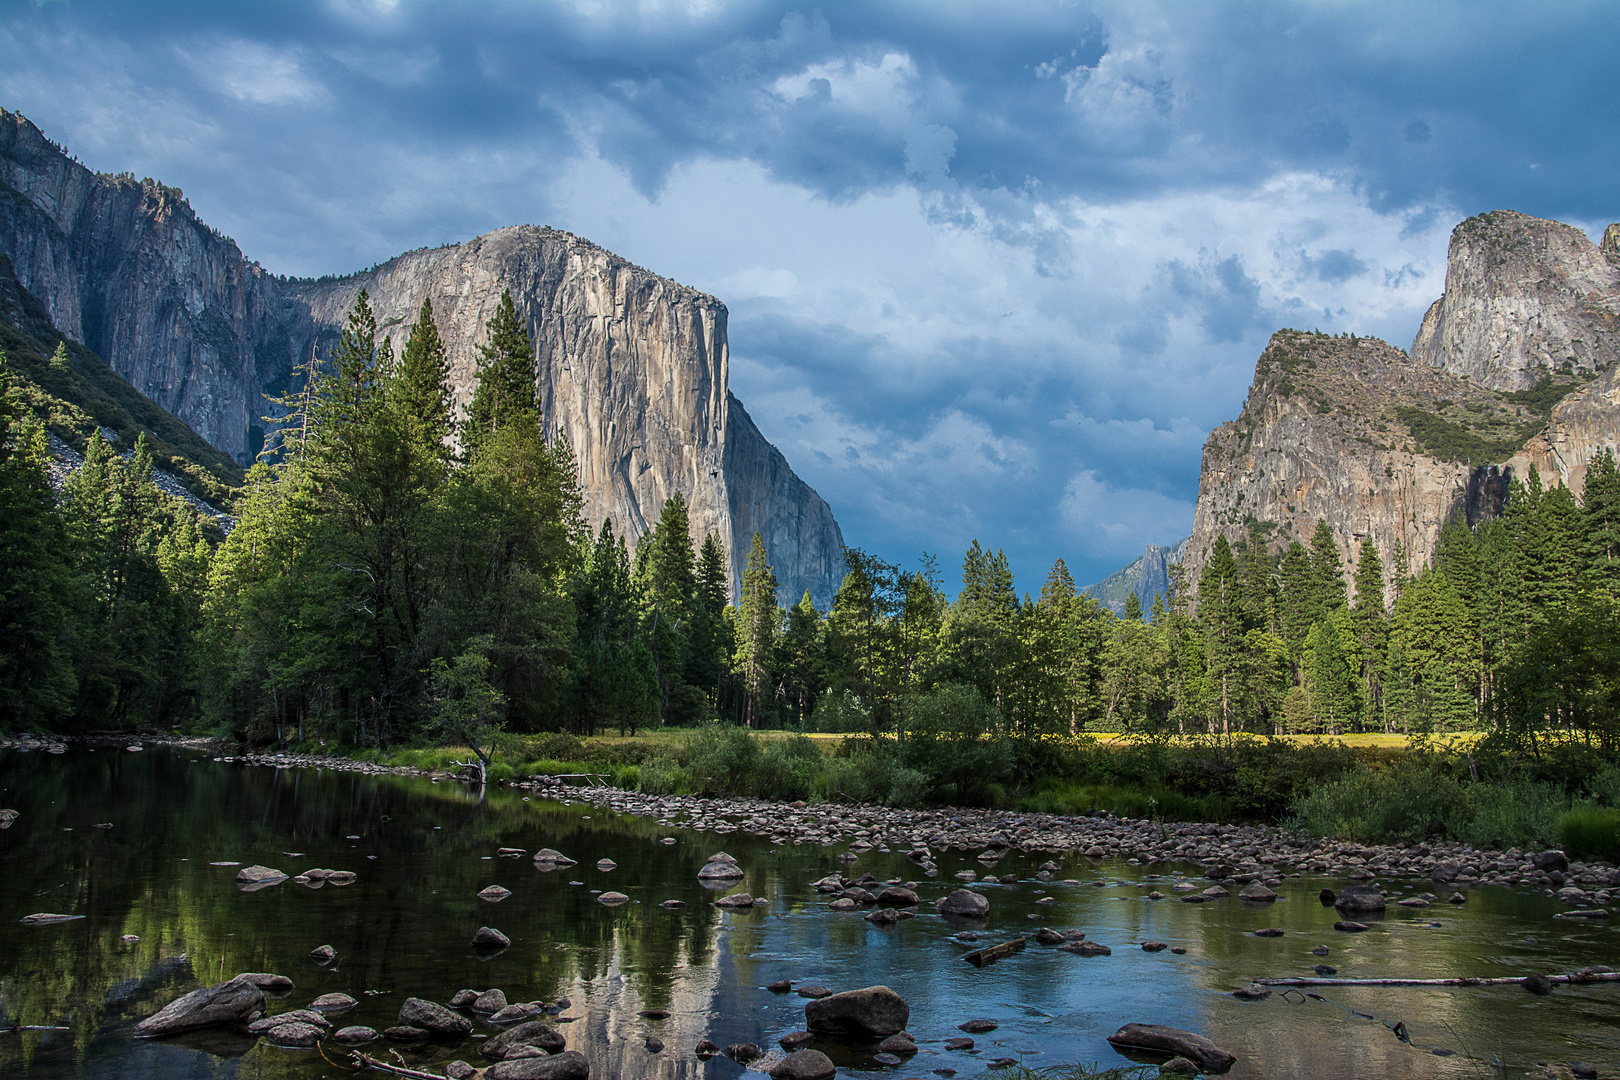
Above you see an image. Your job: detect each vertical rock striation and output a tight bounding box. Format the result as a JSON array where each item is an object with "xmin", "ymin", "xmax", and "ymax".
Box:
[
  {"xmin": 288, "ymin": 229, "xmax": 844, "ymax": 604},
  {"xmin": 0, "ymin": 109, "xmax": 845, "ymax": 606}
]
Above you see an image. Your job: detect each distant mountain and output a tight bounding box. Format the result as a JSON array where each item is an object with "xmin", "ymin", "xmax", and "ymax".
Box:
[
  {"xmin": 1182, "ymin": 210, "xmax": 1620, "ymax": 600},
  {"xmin": 0, "ymin": 108, "xmax": 845, "ymax": 606},
  {"xmin": 1082, "ymin": 537, "xmax": 1187, "ymax": 615}
]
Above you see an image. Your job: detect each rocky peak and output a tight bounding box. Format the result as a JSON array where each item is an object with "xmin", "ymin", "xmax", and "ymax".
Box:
[
  {"xmin": 1411, "ymin": 209, "xmax": 1620, "ymax": 391},
  {"xmin": 0, "ymin": 109, "xmax": 846, "ymax": 606}
]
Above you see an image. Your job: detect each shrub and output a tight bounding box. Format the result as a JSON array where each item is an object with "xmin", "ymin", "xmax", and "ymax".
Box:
[
  {"xmin": 807, "ymin": 689, "xmax": 871, "ymax": 733},
  {"xmin": 1461, "ymin": 781, "xmax": 1568, "ymax": 850},
  {"xmin": 638, "ymin": 754, "xmax": 689, "ymax": 795},
  {"xmin": 1558, "ymin": 808, "xmax": 1620, "ymax": 861}
]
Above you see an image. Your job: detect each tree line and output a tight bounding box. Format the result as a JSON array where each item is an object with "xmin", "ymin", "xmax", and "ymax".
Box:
[{"xmin": 2, "ymin": 290, "xmax": 1617, "ymax": 755}]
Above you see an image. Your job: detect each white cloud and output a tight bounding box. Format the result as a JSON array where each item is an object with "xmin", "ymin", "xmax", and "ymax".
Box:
[
  {"xmin": 179, "ymin": 37, "xmax": 327, "ymax": 106},
  {"xmin": 1060, "ymin": 470, "xmax": 1195, "ymax": 558}
]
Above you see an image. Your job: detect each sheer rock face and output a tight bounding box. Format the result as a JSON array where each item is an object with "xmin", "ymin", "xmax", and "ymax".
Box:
[
  {"xmin": 1412, "ymin": 210, "xmax": 1620, "ymax": 391},
  {"xmin": 0, "ymin": 110, "xmax": 844, "ymax": 605},
  {"xmin": 1184, "ymin": 332, "xmax": 1477, "ymax": 602},
  {"xmin": 288, "ymin": 228, "xmax": 844, "ymax": 605},
  {"xmin": 0, "ymin": 110, "xmax": 297, "ymax": 461},
  {"xmin": 1186, "ymin": 211, "xmax": 1620, "ymax": 601}
]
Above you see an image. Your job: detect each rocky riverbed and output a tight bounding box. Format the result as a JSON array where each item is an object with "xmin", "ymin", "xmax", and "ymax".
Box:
[{"xmin": 191, "ymin": 743, "xmax": 1620, "ymax": 910}]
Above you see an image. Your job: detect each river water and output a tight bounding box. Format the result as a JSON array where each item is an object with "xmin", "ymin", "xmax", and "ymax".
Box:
[{"xmin": 1, "ymin": 745, "xmax": 1618, "ymax": 1079}]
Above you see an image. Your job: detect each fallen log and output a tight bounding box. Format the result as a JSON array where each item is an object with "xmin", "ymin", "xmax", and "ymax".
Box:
[
  {"xmin": 1257, "ymin": 971, "xmax": 1620, "ymax": 988},
  {"xmin": 348, "ymin": 1051, "xmax": 448, "ymax": 1079},
  {"xmin": 963, "ymin": 936, "xmax": 1026, "ymax": 967}
]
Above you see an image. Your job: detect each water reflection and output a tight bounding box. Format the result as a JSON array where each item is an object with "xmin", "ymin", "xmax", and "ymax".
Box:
[{"xmin": 2, "ymin": 747, "xmax": 1619, "ymax": 1079}]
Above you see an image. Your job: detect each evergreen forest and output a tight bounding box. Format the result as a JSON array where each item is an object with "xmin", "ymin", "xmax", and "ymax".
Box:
[{"xmin": 3, "ymin": 292, "xmax": 1620, "ymax": 839}]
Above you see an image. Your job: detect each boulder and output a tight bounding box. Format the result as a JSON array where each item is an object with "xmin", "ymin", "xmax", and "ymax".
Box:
[
  {"xmin": 1533, "ymin": 850, "xmax": 1570, "ymax": 873},
  {"xmin": 1334, "ymin": 885, "xmax": 1386, "ymax": 913},
  {"xmin": 1334, "ymin": 920, "xmax": 1370, "ymax": 932},
  {"xmin": 235, "ymin": 972, "xmax": 294, "ymax": 991},
  {"xmin": 483, "ymin": 1021, "xmax": 566, "ymax": 1059},
  {"xmin": 487, "ymin": 1051, "xmax": 590, "ymax": 1080},
  {"xmin": 490, "ymin": 1003, "xmax": 543, "ymax": 1023},
  {"xmin": 448, "ymin": 989, "xmax": 482, "ymax": 1007},
  {"xmin": 265, "ymin": 1021, "xmax": 324, "ymax": 1047},
  {"xmin": 770, "ymin": 1048, "xmax": 837, "ymax": 1080},
  {"xmin": 1107, "ymin": 1023, "xmax": 1236, "ymax": 1073},
  {"xmin": 1059, "ymin": 940, "xmax": 1112, "ymax": 957},
  {"xmin": 310, "ymin": 945, "xmax": 336, "ymax": 964},
  {"xmin": 596, "ymin": 892, "xmax": 630, "ymax": 905},
  {"xmin": 645, "ymin": 1035, "xmax": 664, "ymax": 1052},
  {"xmin": 875, "ymin": 886, "xmax": 919, "ymax": 906},
  {"xmin": 398, "ymin": 997, "xmax": 473, "ymax": 1037},
  {"xmin": 474, "ymin": 926, "xmax": 512, "ymax": 948},
  {"xmin": 780, "ymin": 1030, "xmax": 816, "ymax": 1049},
  {"xmin": 945, "ymin": 1037, "xmax": 975, "ymax": 1050},
  {"xmin": 247, "ymin": 1010, "xmax": 330, "ymax": 1034},
  {"xmin": 1032, "ymin": 927, "xmax": 1066, "ymax": 945},
  {"xmin": 235, "ymin": 865, "xmax": 288, "ymax": 885},
  {"xmin": 532, "ymin": 849, "xmax": 577, "ymax": 866},
  {"xmin": 331, "ymin": 1026, "xmax": 379, "ymax": 1045},
  {"xmin": 474, "ymin": 989, "xmax": 509, "ymax": 1012},
  {"xmin": 17, "ymin": 912, "xmax": 83, "ymax": 925},
  {"xmin": 936, "ymin": 889, "xmax": 990, "ymax": 917},
  {"xmin": 480, "ymin": 886, "xmax": 513, "ymax": 902},
  {"xmin": 134, "ymin": 975, "xmax": 265, "ymax": 1037},
  {"xmin": 1238, "ymin": 882, "xmax": 1277, "ymax": 902},
  {"xmin": 716, "ymin": 893, "xmax": 754, "ymax": 908},
  {"xmin": 446, "ymin": 1062, "xmax": 476, "ymax": 1080},
  {"xmin": 877, "ymin": 1033, "xmax": 917, "ymax": 1054},
  {"xmin": 959, "ymin": 1019, "xmax": 998, "ymax": 1033},
  {"xmin": 797, "ymin": 985, "xmax": 832, "ymax": 999},
  {"xmin": 699, "ymin": 857, "xmax": 745, "ymax": 880},
  {"xmin": 596, "ymin": 859, "xmax": 617, "ymax": 871},
  {"xmin": 804, "ymin": 985, "xmax": 911, "ymax": 1037},
  {"xmin": 311, "ymin": 993, "xmax": 358, "ymax": 1010}
]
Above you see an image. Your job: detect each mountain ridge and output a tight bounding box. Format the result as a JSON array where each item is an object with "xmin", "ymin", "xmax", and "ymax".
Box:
[{"xmin": 0, "ymin": 108, "xmax": 845, "ymax": 606}]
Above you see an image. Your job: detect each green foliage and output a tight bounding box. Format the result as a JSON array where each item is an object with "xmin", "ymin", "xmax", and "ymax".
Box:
[{"xmin": 1557, "ymin": 807, "xmax": 1620, "ymax": 862}]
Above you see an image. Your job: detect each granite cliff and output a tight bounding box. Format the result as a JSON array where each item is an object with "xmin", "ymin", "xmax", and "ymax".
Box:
[
  {"xmin": 1082, "ymin": 538, "xmax": 1186, "ymax": 615},
  {"xmin": 0, "ymin": 110, "xmax": 844, "ymax": 606},
  {"xmin": 1184, "ymin": 210, "xmax": 1620, "ymax": 599}
]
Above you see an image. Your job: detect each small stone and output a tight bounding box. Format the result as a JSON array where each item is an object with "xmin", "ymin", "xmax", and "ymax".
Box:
[
  {"xmin": 473, "ymin": 989, "xmax": 508, "ymax": 1012},
  {"xmin": 265, "ymin": 1020, "xmax": 324, "ymax": 1047},
  {"xmin": 1142, "ymin": 941, "xmax": 1168, "ymax": 951},
  {"xmin": 597, "ymin": 859, "xmax": 616, "ymax": 871},
  {"xmin": 695, "ymin": 1040, "xmax": 720, "ymax": 1057},
  {"xmin": 1334, "ymin": 920, "xmax": 1370, "ymax": 932},
  {"xmin": 448, "ymin": 989, "xmax": 481, "ymax": 1007},
  {"xmin": 725, "ymin": 1042, "xmax": 763, "ymax": 1063},
  {"xmin": 1159, "ymin": 1057, "xmax": 1200, "ymax": 1076},
  {"xmin": 1314, "ymin": 965, "xmax": 1337, "ymax": 975},
  {"xmin": 310, "ymin": 945, "xmax": 336, "ymax": 963},
  {"xmin": 311, "ymin": 993, "xmax": 358, "ymax": 1011},
  {"xmin": 877, "ymin": 1033, "xmax": 918, "ymax": 1055},
  {"xmin": 1311, "ymin": 946, "xmax": 1329, "ymax": 956},
  {"xmin": 873, "ymin": 1052, "xmax": 904, "ymax": 1065},
  {"xmin": 1523, "ymin": 973, "xmax": 1555, "ymax": 995},
  {"xmin": 768, "ymin": 980, "xmax": 793, "ymax": 992},
  {"xmin": 780, "ymin": 1030, "xmax": 816, "ymax": 1050},
  {"xmin": 945, "ymin": 1037, "xmax": 975, "ymax": 1051},
  {"xmin": 770, "ymin": 1048, "xmax": 837, "ymax": 1080},
  {"xmin": 473, "ymin": 926, "xmax": 511, "ymax": 947},
  {"xmin": 1232, "ymin": 983, "xmax": 1271, "ymax": 1000},
  {"xmin": 331, "ymin": 1025, "xmax": 379, "ymax": 1045},
  {"xmin": 1254, "ymin": 928, "xmax": 1284, "ymax": 938},
  {"xmin": 597, "ymin": 892, "xmax": 631, "ymax": 905},
  {"xmin": 797, "ymin": 985, "xmax": 832, "ymax": 999},
  {"xmin": 645, "ymin": 1035, "xmax": 664, "ymax": 1052},
  {"xmin": 445, "ymin": 1062, "xmax": 476, "ymax": 1080},
  {"xmin": 480, "ymin": 885, "xmax": 513, "ymax": 902},
  {"xmin": 959, "ymin": 1019, "xmax": 998, "ymax": 1033}
]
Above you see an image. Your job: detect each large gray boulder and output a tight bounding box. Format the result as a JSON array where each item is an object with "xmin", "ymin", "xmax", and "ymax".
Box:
[
  {"xmin": 805, "ymin": 985, "xmax": 910, "ymax": 1037},
  {"xmin": 770, "ymin": 1049, "xmax": 837, "ymax": 1080},
  {"xmin": 1107, "ymin": 1023, "xmax": 1236, "ymax": 1073},
  {"xmin": 483, "ymin": 1022, "xmax": 567, "ymax": 1060},
  {"xmin": 936, "ymin": 889, "xmax": 990, "ymax": 917},
  {"xmin": 398, "ymin": 997, "xmax": 473, "ymax": 1037},
  {"xmin": 1334, "ymin": 885, "xmax": 1386, "ymax": 913},
  {"xmin": 487, "ymin": 1050, "xmax": 590, "ymax": 1080},
  {"xmin": 1533, "ymin": 850, "xmax": 1570, "ymax": 872},
  {"xmin": 134, "ymin": 976, "xmax": 265, "ymax": 1037},
  {"xmin": 699, "ymin": 853, "xmax": 744, "ymax": 880}
]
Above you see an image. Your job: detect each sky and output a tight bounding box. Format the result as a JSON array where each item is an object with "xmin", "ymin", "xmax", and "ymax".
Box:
[{"xmin": 3, "ymin": 1, "xmax": 1617, "ymax": 594}]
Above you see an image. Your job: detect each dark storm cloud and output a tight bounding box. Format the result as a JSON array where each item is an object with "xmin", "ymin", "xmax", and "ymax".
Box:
[{"xmin": 1, "ymin": 0, "xmax": 1614, "ymax": 591}]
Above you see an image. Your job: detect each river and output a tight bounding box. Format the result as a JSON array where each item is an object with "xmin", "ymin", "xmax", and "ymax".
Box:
[{"xmin": 1, "ymin": 745, "xmax": 1617, "ymax": 1079}]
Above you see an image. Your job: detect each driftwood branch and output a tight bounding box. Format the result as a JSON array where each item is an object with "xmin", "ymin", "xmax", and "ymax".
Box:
[
  {"xmin": 1258, "ymin": 971, "xmax": 1620, "ymax": 988},
  {"xmin": 348, "ymin": 1051, "xmax": 449, "ymax": 1079}
]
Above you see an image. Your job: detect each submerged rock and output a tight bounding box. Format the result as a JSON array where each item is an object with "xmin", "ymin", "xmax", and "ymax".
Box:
[
  {"xmin": 804, "ymin": 985, "xmax": 910, "ymax": 1037},
  {"xmin": 398, "ymin": 997, "xmax": 473, "ymax": 1037},
  {"xmin": 486, "ymin": 1051, "xmax": 590, "ymax": 1080},
  {"xmin": 1107, "ymin": 1023, "xmax": 1236, "ymax": 1072},
  {"xmin": 135, "ymin": 976, "xmax": 265, "ymax": 1037}
]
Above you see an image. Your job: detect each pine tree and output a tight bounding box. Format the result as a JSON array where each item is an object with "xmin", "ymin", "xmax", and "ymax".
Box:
[
  {"xmin": 396, "ymin": 297, "xmax": 454, "ymax": 459},
  {"xmin": 1199, "ymin": 534, "xmax": 1241, "ymax": 733},
  {"xmin": 0, "ymin": 358, "xmax": 76, "ymax": 723},
  {"xmin": 735, "ymin": 532, "xmax": 780, "ymax": 727},
  {"xmin": 1309, "ymin": 520, "xmax": 1346, "ymax": 612},
  {"xmin": 780, "ymin": 591, "xmax": 824, "ymax": 727},
  {"xmin": 466, "ymin": 290, "xmax": 537, "ymax": 444},
  {"xmin": 1350, "ymin": 538, "xmax": 1387, "ymax": 730},
  {"xmin": 1584, "ymin": 450, "xmax": 1620, "ymax": 595},
  {"xmin": 1123, "ymin": 592, "xmax": 1143, "ymax": 621},
  {"xmin": 1277, "ymin": 540, "xmax": 1318, "ymax": 647}
]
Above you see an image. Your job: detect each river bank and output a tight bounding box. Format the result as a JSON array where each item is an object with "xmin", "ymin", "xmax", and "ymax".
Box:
[{"xmin": 213, "ymin": 742, "xmax": 1620, "ymax": 910}]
